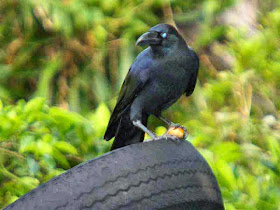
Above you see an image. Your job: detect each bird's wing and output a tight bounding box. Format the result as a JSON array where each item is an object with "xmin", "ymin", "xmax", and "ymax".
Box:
[
  {"xmin": 185, "ymin": 49, "xmax": 199, "ymax": 96},
  {"xmin": 185, "ymin": 70, "xmax": 198, "ymax": 96},
  {"xmin": 104, "ymin": 67, "xmax": 149, "ymax": 140},
  {"xmin": 115, "ymin": 68, "xmax": 148, "ymax": 115}
]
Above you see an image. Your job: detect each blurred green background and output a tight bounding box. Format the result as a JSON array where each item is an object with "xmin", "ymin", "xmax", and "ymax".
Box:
[{"xmin": 0, "ymin": 0, "xmax": 279, "ymax": 209}]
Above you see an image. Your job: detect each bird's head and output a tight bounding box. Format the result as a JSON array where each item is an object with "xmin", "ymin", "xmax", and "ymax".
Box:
[{"xmin": 136, "ymin": 24, "xmax": 185, "ymax": 50}]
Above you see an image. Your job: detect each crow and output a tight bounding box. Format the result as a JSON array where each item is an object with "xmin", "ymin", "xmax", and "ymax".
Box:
[{"xmin": 104, "ymin": 24, "xmax": 199, "ymax": 150}]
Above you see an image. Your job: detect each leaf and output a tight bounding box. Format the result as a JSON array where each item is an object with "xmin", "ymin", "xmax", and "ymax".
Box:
[
  {"xmin": 24, "ymin": 97, "xmax": 46, "ymax": 114},
  {"xmin": 50, "ymin": 107, "xmax": 85, "ymax": 124},
  {"xmin": 155, "ymin": 126, "xmax": 167, "ymax": 136},
  {"xmin": 243, "ymin": 174, "xmax": 260, "ymax": 203},
  {"xmin": 19, "ymin": 136, "xmax": 37, "ymax": 155},
  {"xmin": 54, "ymin": 141, "xmax": 78, "ymax": 155},
  {"xmin": 26, "ymin": 157, "xmax": 39, "ymax": 176},
  {"xmin": 90, "ymin": 103, "xmax": 110, "ymax": 137},
  {"xmin": 211, "ymin": 142, "xmax": 241, "ymax": 162},
  {"xmin": 37, "ymin": 141, "xmax": 53, "ymax": 156},
  {"xmin": 51, "ymin": 148, "xmax": 70, "ymax": 169},
  {"xmin": 20, "ymin": 176, "xmax": 40, "ymax": 189},
  {"xmin": 214, "ymin": 159, "xmax": 237, "ymax": 191}
]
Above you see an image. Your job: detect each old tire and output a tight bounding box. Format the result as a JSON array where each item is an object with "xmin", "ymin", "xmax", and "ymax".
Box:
[{"xmin": 5, "ymin": 138, "xmax": 224, "ymax": 210}]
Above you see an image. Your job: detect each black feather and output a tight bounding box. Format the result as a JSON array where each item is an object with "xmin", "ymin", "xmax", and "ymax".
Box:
[{"xmin": 104, "ymin": 24, "xmax": 199, "ymax": 150}]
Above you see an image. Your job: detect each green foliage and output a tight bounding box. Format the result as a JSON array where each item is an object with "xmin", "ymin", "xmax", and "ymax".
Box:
[
  {"xmin": 0, "ymin": 98, "xmax": 110, "ymax": 206},
  {"xmin": 0, "ymin": 0, "xmax": 280, "ymax": 209},
  {"xmin": 0, "ymin": 0, "xmax": 234, "ymax": 111},
  {"xmin": 187, "ymin": 6, "xmax": 280, "ymax": 208}
]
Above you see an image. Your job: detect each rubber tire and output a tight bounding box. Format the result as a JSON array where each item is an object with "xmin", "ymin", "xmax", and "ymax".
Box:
[{"xmin": 5, "ymin": 138, "xmax": 224, "ymax": 210}]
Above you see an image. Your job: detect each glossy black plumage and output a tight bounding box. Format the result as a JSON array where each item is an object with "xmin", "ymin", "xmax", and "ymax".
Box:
[{"xmin": 104, "ymin": 24, "xmax": 199, "ymax": 150}]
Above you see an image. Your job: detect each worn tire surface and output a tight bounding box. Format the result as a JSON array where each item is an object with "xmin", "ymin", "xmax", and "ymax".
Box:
[{"xmin": 5, "ymin": 138, "xmax": 224, "ymax": 210}]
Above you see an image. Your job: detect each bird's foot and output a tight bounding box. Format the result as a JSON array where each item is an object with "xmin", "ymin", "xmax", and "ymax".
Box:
[
  {"xmin": 166, "ymin": 124, "xmax": 188, "ymax": 139},
  {"xmin": 162, "ymin": 134, "xmax": 181, "ymax": 141},
  {"xmin": 148, "ymin": 132, "xmax": 158, "ymax": 140}
]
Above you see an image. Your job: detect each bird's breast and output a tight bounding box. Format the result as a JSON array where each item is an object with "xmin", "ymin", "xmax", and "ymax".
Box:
[{"xmin": 139, "ymin": 67, "xmax": 188, "ymax": 114}]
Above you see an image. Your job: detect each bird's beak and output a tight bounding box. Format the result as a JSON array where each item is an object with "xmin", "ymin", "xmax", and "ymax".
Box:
[{"xmin": 136, "ymin": 31, "xmax": 161, "ymax": 46}]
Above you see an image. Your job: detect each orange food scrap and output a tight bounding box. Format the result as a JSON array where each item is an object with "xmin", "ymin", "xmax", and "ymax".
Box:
[{"xmin": 167, "ymin": 126, "xmax": 185, "ymax": 139}]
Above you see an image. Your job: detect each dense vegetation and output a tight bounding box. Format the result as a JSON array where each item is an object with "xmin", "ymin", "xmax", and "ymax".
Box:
[{"xmin": 0, "ymin": 0, "xmax": 279, "ymax": 209}]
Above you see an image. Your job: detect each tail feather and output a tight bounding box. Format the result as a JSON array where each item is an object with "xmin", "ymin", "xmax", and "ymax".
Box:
[
  {"xmin": 104, "ymin": 107, "xmax": 129, "ymax": 141},
  {"xmin": 110, "ymin": 113, "xmax": 148, "ymax": 150},
  {"xmin": 104, "ymin": 120, "xmax": 119, "ymax": 141}
]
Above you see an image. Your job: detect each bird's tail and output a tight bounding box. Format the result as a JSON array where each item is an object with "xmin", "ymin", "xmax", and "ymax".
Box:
[{"xmin": 110, "ymin": 113, "xmax": 148, "ymax": 151}]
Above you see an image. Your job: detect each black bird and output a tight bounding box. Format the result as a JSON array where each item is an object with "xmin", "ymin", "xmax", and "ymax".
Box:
[{"xmin": 104, "ymin": 24, "xmax": 199, "ymax": 150}]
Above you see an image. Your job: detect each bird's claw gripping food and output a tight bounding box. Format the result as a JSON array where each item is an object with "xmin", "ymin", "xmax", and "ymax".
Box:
[{"xmin": 167, "ymin": 126, "xmax": 188, "ymax": 139}]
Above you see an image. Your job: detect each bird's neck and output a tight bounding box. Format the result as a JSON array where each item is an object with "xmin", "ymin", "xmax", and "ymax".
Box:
[
  {"xmin": 150, "ymin": 40, "xmax": 188, "ymax": 58},
  {"xmin": 150, "ymin": 46, "xmax": 169, "ymax": 57}
]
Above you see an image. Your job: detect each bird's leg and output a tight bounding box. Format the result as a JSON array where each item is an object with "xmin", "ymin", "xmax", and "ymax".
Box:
[
  {"xmin": 158, "ymin": 116, "xmax": 172, "ymax": 126},
  {"xmin": 157, "ymin": 116, "xmax": 188, "ymax": 139},
  {"xmin": 158, "ymin": 116, "xmax": 180, "ymax": 128},
  {"xmin": 132, "ymin": 120, "xmax": 157, "ymax": 139}
]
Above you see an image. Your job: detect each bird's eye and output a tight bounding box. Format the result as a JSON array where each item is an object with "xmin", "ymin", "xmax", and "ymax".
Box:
[{"xmin": 161, "ymin": 33, "xmax": 167, "ymax": 38}]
